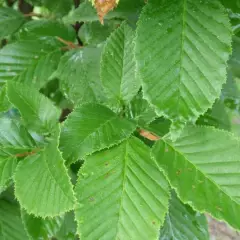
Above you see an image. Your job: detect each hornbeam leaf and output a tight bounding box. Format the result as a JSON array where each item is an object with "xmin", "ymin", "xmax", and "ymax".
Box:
[
  {"xmin": 75, "ymin": 137, "xmax": 169, "ymax": 240},
  {"xmin": 22, "ymin": 210, "xmax": 77, "ymax": 239},
  {"xmin": 0, "ymin": 40, "xmax": 62, "ymax": 89},
  {"xmin": 125, "ymin": 92, "xmax": 157, "ymax": 126},
  {"xmin": 7, "ymin": 82, "xmax": 61, "ymax": 134},
  {"xmin": 160, "ymin": 192, "xmax": 209, "ymax": 240},
  {"xmin": 0, "ymin": 7, "xmax": 25, "ymax": 38},
  {"xmin": 51, "ymin": 46, "xmax": 106, "ymax": 105},
  {"xmin": 0, "ymin": 117, "xmax": 37, "ymax": 190},
  {"xmin": 101, "ymin": 22, "xmax": 140, "ymax": 108},
  {"xmin": 60, "ymin": 103, "xmax": 136, "ymax": 164},
  {"xmin": 152, "ymin": 126, "xmax": 240, "ymax": 230},
  {"xmin": 22, "ymin": 210, "xmax": 71, "ymax": 239},
  {"xmin": 0, "ymin": 86, "xmax": 11, "ymax": 112},
  {"xmin": 0, "ymin": 200, "xmax": 28, "ymax": 240},
  {"xmin": 136, "ymin": 0, "xmax": 232, "ymax": 123},
  {"xmin": 17, "ymin": 19, "xmax": 76, "ymax": 41},
  {"xmin": 14, "ymin": 127, "xmax": 76, "ymax": 217}
]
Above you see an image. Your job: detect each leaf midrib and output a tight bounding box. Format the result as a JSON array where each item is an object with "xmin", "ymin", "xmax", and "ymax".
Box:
[
  {"xmin": 115, "ymin": 142, "xmax": 128, "ymax": 240},
  {"xmin": 176, "ymin": 0, "xmax": 187, "ymax": 116}
]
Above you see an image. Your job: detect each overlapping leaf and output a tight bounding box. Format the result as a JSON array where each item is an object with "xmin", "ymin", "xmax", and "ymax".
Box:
[
  {"xmin": 7, "ymin": 82, "xmax": 61, "ymax": 134},
  {"xmin": 51, "ymin": 46, "xmax": 106, "ymax": 105},
  {"xmin": 126, "ymin": 92, "xmax": 157, "ymax": 126},
  {"xmin": 14, "ymin": 128, "xmax": 76, "ymax": 217},
  {"xmin": 17, "ymin": 19, "xmax": 75, "ymax": 41},
  {"xmin": 0, "ymin": 7, "xmax": 25, "ymax": 38},
  {"xmin": 136, "ymin": 0, "xmax": 232, "ymax": 123},
  {"xmin": 79, "ymin": 20, "xmax": 120, "ymax": 45},
  {"xmin": 22, "ymin": 210, "xmax": 76, "ymax": 240},
  {"xmin": 0, "ymin": 117, "xmax": 36, "ymax": 190},
  {"xmin": 0, "ymin": 40, "xmax": 62, "ymax": 89},
  {"xmin": 0, "ymin": 86, "xmax": 11, "ymax": 112},
  {"xmin": 152, "ymin": 126, "xmax": 240, "ymax": 230},
  {"xmin": 101, "ymin": 22, "xmax": 140, "ymax": 108},
  {"xmin": 0, "ymin": 200, "xmax": 28, "ymax": 240},
  {"xmin": 60, "ymin": 103, "xmax": 136, "ymax": 164},
  {"xmin": 160, "ymin": 192, "xmax": 209, "ymax": 240},
  {"xmin": 75, "ymin": 137, "xmax": 169, "ymax": 240}
]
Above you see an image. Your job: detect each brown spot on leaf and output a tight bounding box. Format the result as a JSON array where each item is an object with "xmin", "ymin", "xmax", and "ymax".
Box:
[
  {"xmin": 94, "ymin": 0, "xmax": 117, "ymax": 24},
  {"xmin": 89, "ymin": 196, "xmax": 95, "ymax": 202},
  {"xmin": 176, "ymin": 170, "xmax": 181, "ymax": 176},
  {"xmin": 216, "ymin": 206, "xmax": 222, "ymax": 211},
  {"xmin": 152, "ymin": 221, "xmax": 156, "ymax": 225}
]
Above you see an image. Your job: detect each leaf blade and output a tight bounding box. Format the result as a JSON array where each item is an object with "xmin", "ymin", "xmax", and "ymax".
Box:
[
  {"xmin": 0, "ymin": 7, "xmax": 25, "ymax": 38},
  {"xmin": 101, "ymin": 22, "xmax": 140, "ymax": 107},
  {"xmin": 14, "ymin": 127, "xmax": 76, "ymax": 217},
  {"xmin": 60, "ymin": 103, "xmax": 136, "ymax": 164},
  {"xmin": 7, "ymin": 81, "xmax": 61, "ymax": 134},
  {"xmin": 75, "ymin": 137, "xmax": 170, "ymax": 240},
  {"xmin": 160, "ymin": 192, "xmax": 209, "ymax": 240},
  {"xmin": 136, "ymin": 0, "xmax": 232, "ymax": 123},
  {"xmin": 152, "ymin": 126, "xmax": 240, "ymax": 230}
]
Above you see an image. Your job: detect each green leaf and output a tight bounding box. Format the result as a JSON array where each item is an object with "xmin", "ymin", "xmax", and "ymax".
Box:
[
  {"xmin": 7, "ymin": 81, "xmax": 61, "ymax": 135},
  {"xmin": 0, "ymin": 8, "xmax": 25, "ymax": 38},
  {"xmin": 51, "ymin": 46, "xmax": 106, "ymax": 105},
  {"xmin": 152, "ymin": 126, "xmax": 240, "ymax": 230},
  {"xmin": 0, "ymin": 200, "xmax": 29, "ymax": 240},
  {"xmin": 79, "ymin": 20, "xmax": 121, "ymax": 46},
  {"xmin": 0, "ymin": 85, "xmax": 11, "ymax": 112},
  {"xmin": 43, "ymin": 0, "xmax": 73, "ymax": 17},
  {"xmin": 0, "ymin": 40, "xmax": 62, "ymax": 89},
  {"xmin": 55, "ymin": 212, "xmax": 77, "ymax": 240},
  {"xmin": 60, "ymin": 103, "xmax": 136, "ymax": 164},
  {"xmin": 221, "ymin": 0, "xmax": 240, "ymax": 13},
  {"xmin": 18, "ymin": 19, "xmax": 76, "ymax": 41},
  {"xmin": 229, "ymin": 36, "xmax": 240, "ymax": 78},
  {"xmin": 222, "ymin": 72, "xmax": 240, "ymax": 105},
  {"xmin": 160, "ymin": 192, "xmax": 209, "ymax": 240},
  {"xmin": 14, "ymin": 127, "xmax": 76, "ymax": 217},
  {"xmin": 196, "ymin": 100, "xmax": 231, "ymax": 130},
  {"xmin": 64, "ymin": 0, "xmax": 145, "ymax": 24},
  {"xmin": 144, "ymin": 117, "xmax": 171, "ymax": 138},
  {"xmin": 22, "ymin": 210, "xmax": 76, "ymax": 240},
  {"xmin": 26, "ymin": 0, "xmax": 73, "ymax": 17},
  {"xmin": 75, "ymin": 137, "xmax": 169, "ymax": 240},
  {"xmin": 0, "ymin": 117, "xmax": 37, "ymax": 190},
  {"xmin": 126, "ymin": 92, "xmax": 157, "ymax": 126},
  {"xmin": 136, "ymin": 0, "xmax": 232, "ymax": 123},
  {"xmin": 101, "ymin": 22, "xmax": 140, "ymax": 108}
]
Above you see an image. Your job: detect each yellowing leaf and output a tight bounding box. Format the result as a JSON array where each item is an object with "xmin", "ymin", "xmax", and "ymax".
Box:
[{"xmin": 93, "ymin": 0, "xmax": 119, "ymax": 24}]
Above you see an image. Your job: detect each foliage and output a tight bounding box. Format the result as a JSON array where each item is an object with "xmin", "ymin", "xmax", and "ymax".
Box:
[{"xmin": 0, "ymin": 0, "xmax": 240, "ymax": 239}]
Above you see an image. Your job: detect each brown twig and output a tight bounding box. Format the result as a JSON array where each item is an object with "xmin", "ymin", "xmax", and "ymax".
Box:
[
  {"xmin": 139, "ymin": 129, "xmax": 160, "ymax": 141},
  {"xmin": 56, "ymin": 36, "xmax": 81, "ymax": 49},
  {"xmin": 15, "ymin": 148, "xmax": 41, "ymax": 158},
  {"xmin": 24, "ymin": 12, "xmax": 43, "ymax": 18},
  {"xmin": 73, "ymin": 0, "xmax": 80, "ymax": 8}
]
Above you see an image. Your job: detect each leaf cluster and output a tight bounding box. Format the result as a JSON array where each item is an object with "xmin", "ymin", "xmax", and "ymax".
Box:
[{"xmin": 0, "ymin": 0, "xmax": 240, "ymax": 239}]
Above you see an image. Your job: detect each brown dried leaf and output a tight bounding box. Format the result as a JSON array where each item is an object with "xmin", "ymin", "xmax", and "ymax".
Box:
[
  {"xmin": 94, "ymin": 0, "xmax": 118, "ymax": 24},
  {"xmin": 139, "ymin": 129, "xmax": 160, "ymax": 141}
]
